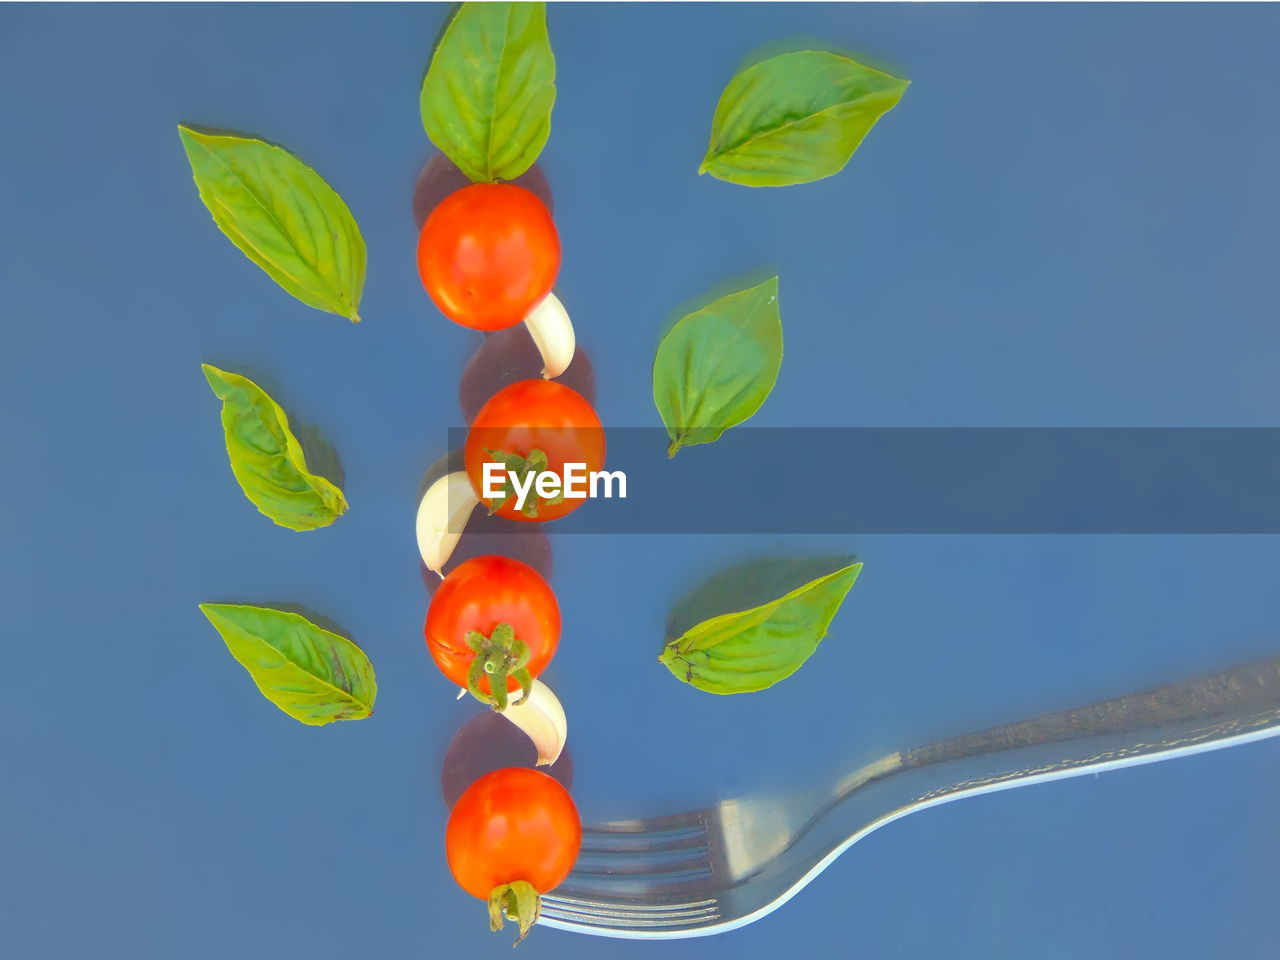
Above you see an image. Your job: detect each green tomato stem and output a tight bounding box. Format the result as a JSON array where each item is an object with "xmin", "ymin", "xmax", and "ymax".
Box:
[
  {"xmin": 487, "ymin": 880, "xmax": 541, "ymax": 944},
  {"xmin": 464, "ymin": 623, "xmax": 533, "ymax": 711}
]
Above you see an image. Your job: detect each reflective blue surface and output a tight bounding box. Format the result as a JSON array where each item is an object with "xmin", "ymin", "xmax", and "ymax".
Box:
[{"xmin": 3, "ymin": 3, "xmax": 1280, "ymax": 958}]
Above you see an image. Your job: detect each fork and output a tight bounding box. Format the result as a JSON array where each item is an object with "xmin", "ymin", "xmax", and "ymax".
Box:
[{"xmin": 538, "ymin": 656, "xmax": 1280, "ymax": 939}]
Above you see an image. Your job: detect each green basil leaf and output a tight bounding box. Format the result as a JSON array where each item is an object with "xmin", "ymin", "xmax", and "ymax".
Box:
[
  {"xmin": 700, "ymin": 51, "xmax": 908, "ymax": 187},
  {"xmin": 653, "ymin": 276, "xmax": 782, "ymax": 457},
  {"xmin": 659, "ymin": 562, "xmax": 862, "ymax": 694},
  {"xmin": 200, "ymin": 603, "xmax": 376, "ymax": 725},
  {"xmin": 202, "ymin": 363, "xmax": 347, "ymax": 531},
  {"xmin": 420, "ymin": 2, "xmax": 556, "ymax": 183},
  {"xmin": 178, "ymin": 125, "xmax": 366, "ymax": 321}
]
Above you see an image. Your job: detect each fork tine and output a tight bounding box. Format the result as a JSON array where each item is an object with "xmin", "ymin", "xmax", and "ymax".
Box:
[
  {"xmin": 540, "ymin": 908, "xmax": 720, "ymax": 930},
  {"xmin": 543, "ymin": 895, "xmax": 718, "ymax": 913},
  {"xmin": 554, "ymin": 857, "xmax": 715, "ymax": 893},
  {"xmin": 536, "ymin": 806, "xmax": 728, "ymax": 934},
  {"xmin": 576, "ymin": 809, "xmax": 713, "ymax": 857},
  {"xmin": 561, "ymin": 820, "xmax": 713, "ymax": 883},
  {"xmin": 557, "ymin": 868, "xmax": 714, "ymax": 892},
  {"xmin": 580, "ymin": 824, "xmax": 708, "ymax": 851},
  {"xmin": 572, "ymin": 846, "xmax": 710, "ymax": 876},
  {"xmin": 541, "ymin": 892, "xmax": 721, "ymax": 929},
  {"xmin": 579, "ymin": 808, "xmax": 712, "ymax": 835},
  {"xmin": 574, "ymin": 824, "xmax": 708, "ymax": 868}
]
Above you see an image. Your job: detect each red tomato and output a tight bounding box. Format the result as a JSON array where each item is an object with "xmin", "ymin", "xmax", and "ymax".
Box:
[
  {"xmin": 417, "ymin": 183, "xmax": 560, "ymax": 331},
  {"xmin": 446, "ymin": 767, "xmax": 581, "ymax": 941},
  {"xmin": 465, "ymin": 379, "xmax": 606, "ymax": 523},
  {"xmin": 425, "ymin": 555, "xmax": 560, "ymax": 708}
]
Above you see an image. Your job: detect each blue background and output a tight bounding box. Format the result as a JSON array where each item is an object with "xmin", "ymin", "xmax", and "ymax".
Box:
[{"xmin": 3, "ymin": 3, "xmax": 1280, "ymax": 957}]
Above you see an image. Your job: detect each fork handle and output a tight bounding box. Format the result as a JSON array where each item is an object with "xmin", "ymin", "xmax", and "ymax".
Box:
[{"xmin": 902, "ymin": 657, "xmax": 1280, "ymax": 773}]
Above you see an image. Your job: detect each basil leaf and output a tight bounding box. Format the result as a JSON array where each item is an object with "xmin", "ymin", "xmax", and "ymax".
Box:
[
  {"xmin": 202, "ymin": 364, "xmax": 347, "ymax": 531},
  {"xmin": 420, "ymin": 2, "xmax": 556, "ymax": 183},
  {"xmin": 653, "ymin": 276, "xmax": 782, "ymax": 457},
  {"xmin": 700, "ymin": 51, "xmax": 908, "ymax": 187},
  {"xmin": 200, "ymin": 604, "xmax": 376, "ymax": 725},
  {"xmin": 659, "ymin": 562, "xmax": 861, "ymax": 695},
  {"xmin": 177, "ymin": 125, "xmax": 366, "ymax": 321}
]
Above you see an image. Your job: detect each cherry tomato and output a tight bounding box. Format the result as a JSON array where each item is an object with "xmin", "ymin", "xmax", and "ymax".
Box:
[
  {"xmin": 465, "ymin": 379, "xmax": 606, "ymax": 523},
  {"xmin": 417, "ymin": 183, "xmax": 560, "ymax": 331},
  {"xmin": 425, "ymin": 555, "xmax": 560, "ymax": 709},
  {"xmin": 446, "ymin": 767, "xmax": 581, "ymax": 941}
]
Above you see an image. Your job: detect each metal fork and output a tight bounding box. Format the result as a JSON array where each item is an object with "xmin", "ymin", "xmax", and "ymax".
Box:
[{"xmin": 539, "ymin": 657, "xmax": 1280, "ymax": 939}]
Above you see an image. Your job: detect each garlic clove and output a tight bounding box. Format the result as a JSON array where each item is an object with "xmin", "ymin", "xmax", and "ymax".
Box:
[
  {"xmin": 499, "ymin": 679, "xmax": 568, "ymax": 766},
  {"xmin": 416, "ymin": 470, "xmax": 479, "ymax": 576},
  {"xmin": 523, "ymin": 291, "xmax": 575, "ymax": 379}
]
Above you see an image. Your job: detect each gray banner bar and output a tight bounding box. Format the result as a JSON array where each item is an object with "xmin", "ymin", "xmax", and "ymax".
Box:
[{"xmin": 444, "ymin": 428, "xmax": 1280, "ymax": 533}]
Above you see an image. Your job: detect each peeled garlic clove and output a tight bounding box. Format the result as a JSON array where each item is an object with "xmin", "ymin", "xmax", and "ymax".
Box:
[
  {"xmin": 416, "ymin": 470, "xmax": 479, "ymax": 576},
  {"xmin": 523, "ymin": 291, "xmax": 575, "ymax": 379},
  {"xmin": 499, "ymin": 679, "xmax": 567, "ymax": 766}
]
